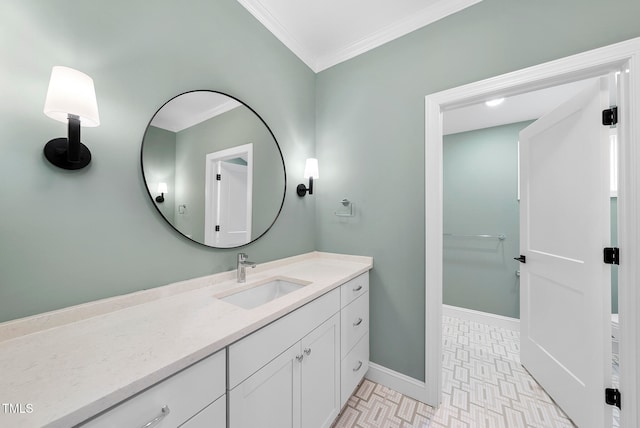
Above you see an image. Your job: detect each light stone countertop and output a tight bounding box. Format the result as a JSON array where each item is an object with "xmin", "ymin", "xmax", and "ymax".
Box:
[{"xmin": 0, "ymin": 251, "xmax": 373, "ymax": 428}]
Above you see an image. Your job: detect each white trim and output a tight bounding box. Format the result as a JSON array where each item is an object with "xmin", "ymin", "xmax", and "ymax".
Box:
[
  {"xmin": 616, "ymin": 47, "xmax": 640, "ymax": 428},
  {"xmin": 442, "ymin": 304, "xmax": 520, "ymax": 332},
  {"xmin": 235, "ymin": 0, "xmax": 318, "ymax": 71},
  {"xmin": 237, "ymin": 0, "xmax": 481, "ymax": 73},
  {"xmin": 365, "ymin": 363, "xmax": 428, "ymax": 403},
  {"xmin": 426, "ymin": 37, "xmax": 640, "ymax": 426},
  {"xmin": 424, "ymin": 93, "xmax": 443, "ymax": 407},
  {"xmin": 204, "ymin": 143, "xmax": 254, "ymax": 247},
  {"xmin": 176, "ymin": 99, "xmax": 242, "ymax": 133},
  {"xmin": 152, "ymin": 99, "xmax": 242, "ymax": 133},
  {"xmin": 314, "ymin": 0, "xmax": 482, "ymax": 72}
]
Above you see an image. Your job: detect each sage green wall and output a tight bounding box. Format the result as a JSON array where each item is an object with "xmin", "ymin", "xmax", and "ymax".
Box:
[
  {"xmin": 143, "ymin": 126, "xmax": 176, "ymax": 223},
  {"xmin": 174, "ymin": 106, "xmax": 284, "ymax": 242},
  {"xmin": 443, "ymin": 122, "xmax": 530, "ymax": 319},
  {"xmin": 315, "ymin": 0, "xmax": 640, "ymax": 381},
  {"xmin": 0, "ymin": 0, "xmax": 316, "ymax": 323}
]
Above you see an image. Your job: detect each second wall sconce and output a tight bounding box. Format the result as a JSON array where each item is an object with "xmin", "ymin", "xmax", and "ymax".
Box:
[
  {"xmin": 156, "ymin": 182, "xmax": 168, "ymax": 203},
  {"xmin": 43, "ymin": 66, "xmax": 100, "ymax": 170},
  {"xmin": 297, "ymin": 158, "xmax": 319, "ymax": 197}
]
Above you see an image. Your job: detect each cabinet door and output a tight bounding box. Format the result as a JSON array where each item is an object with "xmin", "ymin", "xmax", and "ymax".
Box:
[
  {"xmin": 301, "ymin": 313, "xmax": 340, "ymax": 428},
  {"xmin": 229, "ymin": 344, "xmax": 301, "ymax": 428}
]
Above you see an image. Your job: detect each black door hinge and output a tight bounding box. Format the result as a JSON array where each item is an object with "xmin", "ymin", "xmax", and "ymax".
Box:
[
  {"xmin": 603, "ymin": 107, "xmax": 618, "ymax": 126},
  {"xmin": 605, "ymin": 388, "xmax": 621, "ymax": 409},
  {"xmin": 215, "ymin": 225, "xmax": 220, "ymax": 232},
  {"xmin": 514, "ymin": 255, "xmax": 526, "ymax": 264},
  {"xmin": 604, "ymin": 247, "xmax": 619, "ymax": 265},
  {"xmin": 216, "ymin": 174, "xmax": 221, "ymax": 181}
]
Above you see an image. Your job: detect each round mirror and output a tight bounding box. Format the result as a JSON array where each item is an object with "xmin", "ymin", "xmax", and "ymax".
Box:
[{"xmin": 141, "ymin": 90, "xmax": 286, "ymax": 248}]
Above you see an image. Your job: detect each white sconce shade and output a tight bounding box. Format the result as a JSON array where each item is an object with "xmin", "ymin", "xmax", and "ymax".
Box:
[
  {"xmin": 298, "ymin": 158, "xmax": 319, "ymax": 197},
  {"xmin": 44, "ymin": 66, "xmax": 100, "ymax": 127},
  {"xmin": 42, "ymin": 66, "xmax": 100, "ymax": 170},
  {"xmin": 303, "ymin": 158, "xmax": 319, "ymax": 179}
]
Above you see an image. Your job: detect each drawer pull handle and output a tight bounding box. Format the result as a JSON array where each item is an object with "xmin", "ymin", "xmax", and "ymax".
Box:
[
  {"xmin": 296, "ymin": 354, "xmax": 304, "ymax": 362},
  {"xmin": 353, "ymin": 285, "xmax": 363, "ymax": 292},
  {"xmin": 353, "ymin": 318, "xmax": 363, "ymax": 327},
  {"xmin": 353, "ymin": 361, "xmax": 363, "ymax": 372},
  {"xmin": 304, "ymin": 347, "xmax": 312, "ymax": 356},
  {"xmin": 141, "ymin": 405, "xmax": 170, "ymax": 428}
]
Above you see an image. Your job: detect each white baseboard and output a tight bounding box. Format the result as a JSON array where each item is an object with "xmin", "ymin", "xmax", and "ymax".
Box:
[
  {"xmin": 365, "ymin": 362, "xmax": 429, "ymax": 403},
  {"xmin": 443, "ymin": 304, "xmax": 520, "ymax": 332}
]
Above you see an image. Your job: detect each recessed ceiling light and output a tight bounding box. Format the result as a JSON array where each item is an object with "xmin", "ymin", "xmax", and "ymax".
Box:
[{"xmin": 485, "ymin": 98, "xmax": 505, "ymax": 107}]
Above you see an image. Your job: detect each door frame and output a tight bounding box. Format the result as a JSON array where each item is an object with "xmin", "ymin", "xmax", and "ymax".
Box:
[
  {"xmin": 424, "ymin": 37, "xmax": 640, "ymax": 427},
  {"xmin": 204, "ymin": 143, "xmax": 253, "ymax": 246}
]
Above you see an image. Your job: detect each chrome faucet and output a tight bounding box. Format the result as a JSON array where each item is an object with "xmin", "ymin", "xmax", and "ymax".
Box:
[{"xmin": 237, "ymin": 253, "xmax": 257, "ymax": 283}]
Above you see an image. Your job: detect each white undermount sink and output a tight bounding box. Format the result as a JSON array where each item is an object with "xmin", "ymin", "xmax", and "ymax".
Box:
[{"xmin": 220, "ymin": 278, "xmax": 308, "ymax": 309}]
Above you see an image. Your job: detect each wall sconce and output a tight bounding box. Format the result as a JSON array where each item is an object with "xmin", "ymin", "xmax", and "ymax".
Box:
[
  {"xmin": 43, "ymin": 66, "xmax": 100, "ymax": 170},
  {"xmin": 156, "ymin": 182, "xmax": 168, "ymax": 203},
  {"xmin": 297, "ymin": 158, "xmax": 319, "ymax": 197}
]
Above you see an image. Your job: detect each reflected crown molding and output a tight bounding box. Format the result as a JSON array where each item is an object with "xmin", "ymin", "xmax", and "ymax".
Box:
[{"xmin": 151, "ymin": 94, "xmax": 242, "ymax": 132}]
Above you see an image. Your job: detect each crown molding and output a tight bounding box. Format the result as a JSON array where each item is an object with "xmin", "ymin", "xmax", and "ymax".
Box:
[
  {"xmin": 315, "ymin": 0, "xmax": 482, "ymax": 72},
  {"xmin": 152, "ymin": 99, "xmax": 242, "ymax": 132},
  {"xmin": 176, "ymin": 99, "xmax": 242, "ymax": 132},
  {"xmin": 236, "ymin": 0, "xmax": 319, "ymax": 71},
  {"xmin": 237, "ymin": 0, "xmax": 482, "ymax": 73}
]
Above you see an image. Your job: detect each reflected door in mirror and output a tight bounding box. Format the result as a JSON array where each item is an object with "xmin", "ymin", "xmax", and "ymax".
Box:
[
  {"xmin": 141, "ymin": 91, "xmax": 286, "ymax": 248},
  {"xmin": 205, "ymin": 144, "xmax": 253, "ymax": 247}
]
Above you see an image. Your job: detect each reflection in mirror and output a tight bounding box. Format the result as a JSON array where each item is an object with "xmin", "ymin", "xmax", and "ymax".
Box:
[
  {"xmin": 141, "ymin": 91, "xmax": 286, "ymax": 248},
  {"xmin": 204, "ymin": 143, "xmax": 253, "ymax": 247}
]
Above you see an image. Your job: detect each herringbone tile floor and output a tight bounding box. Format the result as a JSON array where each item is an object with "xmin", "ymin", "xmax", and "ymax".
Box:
[
  {"xmin": 333, "ymin": 316, "xmax": 591, "ymax": 427},
  {"xmin": 332, "ymin": 380, "xmax": 433, "ymax": 427}
]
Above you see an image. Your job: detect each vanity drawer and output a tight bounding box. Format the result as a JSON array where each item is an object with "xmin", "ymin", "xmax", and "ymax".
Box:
[
  {"xmin": 341, "ymin": 332, "xmax": 369, "ymax": 406},
  {"xmin": 340, "ymin": 291, "xmax": 369, "ymax": 359},
  {"xmin": 80, "ymin": 349, "xmax": 226, "ymax": 428},
  {"xmin": 228, "ymin": 288, "xmax": 340, "ymax": 389},
  {"xmin": 340, "ymin": 272, "xmax": 369, "ymax": 306}
]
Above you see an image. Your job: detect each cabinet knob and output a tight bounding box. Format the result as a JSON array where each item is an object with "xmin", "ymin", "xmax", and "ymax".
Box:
[
  {"xmin": 140, "ymin": 405, "xmax": 170, "ymax": 428},
  {"xmin": 304, "ymin": 347, "xmax": 312, "ymax": 356},
  {"xmin": 353, "ymin": 361, "xmax": 363, "ymax": 372},
  {"xmin": 353, "ymin": 317, "xmax": 363, "ymax": 327},
  {"xmin": 296, "ymin": 354, "xmax": 304, "ymax": 362}
]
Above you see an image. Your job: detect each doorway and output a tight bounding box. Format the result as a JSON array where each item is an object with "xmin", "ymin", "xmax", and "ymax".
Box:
[
  {"xmin": 440, "ymin": 75, "xmax": 619, "ymax": 427},
  {"xmin": 204, "ymin": 143, "xmax": 254, "ymax": 247},
  {"xmin": 424, "ymin": 38, "xmax": 640, "ymax": 428}
]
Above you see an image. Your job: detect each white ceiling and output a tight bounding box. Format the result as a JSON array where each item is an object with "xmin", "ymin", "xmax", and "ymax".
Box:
[
  {"xmin": 237, "ymin": 0, "xmax": 482, "ymax": 72},
  {"xmin": 443, "ymin": 78, "xmax": 596, "ymax": 135},
  {"xmin": 151, "ymin": 92, "xmax": 241, "ymax": 132}
]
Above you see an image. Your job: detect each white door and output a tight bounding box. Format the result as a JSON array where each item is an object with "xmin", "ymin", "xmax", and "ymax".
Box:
[
  {"xmin": 204, "ymin": 143, "xmax": 253, "ymax": 247},
  {"xmin": 519, "ymin": 78, "xmax": 612, "ymax": 428},
  {"xmin": 216, "ymin": 161, "xmax": 250, "ymax": 246}
]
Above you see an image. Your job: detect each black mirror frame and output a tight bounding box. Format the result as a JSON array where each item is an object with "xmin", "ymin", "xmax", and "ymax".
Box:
[{"xmin": 140, "ymin": 90, "xmax": 287, "ymax": 249}]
